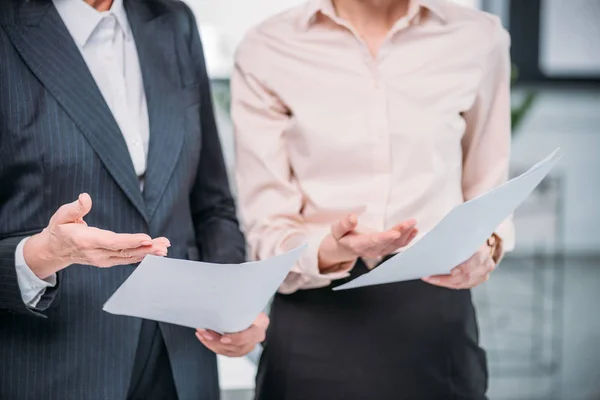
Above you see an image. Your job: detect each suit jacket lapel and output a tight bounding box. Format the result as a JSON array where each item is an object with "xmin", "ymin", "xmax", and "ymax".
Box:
[
  {"xmin": 3, "ymin": 1, "xmax": 149, "ymax": 222},
  {"xmin": 126, "ymin": 0, "xmax": 186, "ymax": 221}
]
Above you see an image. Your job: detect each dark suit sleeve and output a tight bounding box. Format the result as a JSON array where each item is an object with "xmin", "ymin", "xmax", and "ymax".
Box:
[
  {"xmin": 0, "ymin": 235, "xmax": 58, "ymax": 317},
  {"xmin": 181, "ymin": 4, "xmax": 246, "ymax": 264}
]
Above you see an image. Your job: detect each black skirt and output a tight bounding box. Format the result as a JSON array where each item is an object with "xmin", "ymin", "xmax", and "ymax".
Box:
[{"xmin": 255, "ymin": 259, "xmax": 488, "ymax": 400}]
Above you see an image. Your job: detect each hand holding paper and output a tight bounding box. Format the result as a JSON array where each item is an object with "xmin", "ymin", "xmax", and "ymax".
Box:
[
  {"xmin": 334, "ymin": 148, "xmax": 561, "ymax": 291},
  {"xmin": 103, "ymin": 244, "xmax": 307, "ymax": 334},
  {"xmin": 196, "ymin": 312, "xmax": 269, "ymax": 358},
  {"xmin": 423, "ymin": 242, "xmax": 497, "ymax": 289}
]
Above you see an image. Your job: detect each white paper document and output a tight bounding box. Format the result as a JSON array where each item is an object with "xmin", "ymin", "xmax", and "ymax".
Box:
[
  {"xmin": 103, "ymin": 244, "xmax": 307, "ymax": 333},
  {"xmin": 334, "ymin": 148, "xmax": 561, "ymax": 291}
]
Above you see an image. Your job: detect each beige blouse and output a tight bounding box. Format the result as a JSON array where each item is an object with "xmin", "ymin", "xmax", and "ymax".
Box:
[{"xmin": 231, "ymin": 0, "xmax": 515, "ymax": 294}]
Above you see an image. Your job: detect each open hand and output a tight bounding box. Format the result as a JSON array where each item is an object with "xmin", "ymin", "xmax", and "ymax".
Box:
[
  {"xmin": 24, "ymin": 193, "xmax": 170, "ymax": 279},
  {"xmin": 318, "ymin": 214, "xmax": 418, "ymax": 273},
  {"xmin": 195, "ymin": 313, "xmax": 269, "ymax": 358}
]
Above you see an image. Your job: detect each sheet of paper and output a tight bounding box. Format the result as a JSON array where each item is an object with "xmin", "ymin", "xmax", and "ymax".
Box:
[
  {"xmin": 334, "ymin": 148, "xmax": 561, "ymax": 291},
  {"xmin": 103, "ymin": 244, "xmax": 306, "ymax": 333}
]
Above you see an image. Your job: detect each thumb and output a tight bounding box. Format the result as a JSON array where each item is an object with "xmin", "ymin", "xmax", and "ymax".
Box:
[
  {"xmin": 331, "ymin": 213, "xmax": 358, "ymax": 240},
  {"xmin": 51, "ymin": 193, "xmax": 93, "ymax": 225},
  {"xmin": 253, "ymin": 312, "xmax": 270, "ymax": 330}
]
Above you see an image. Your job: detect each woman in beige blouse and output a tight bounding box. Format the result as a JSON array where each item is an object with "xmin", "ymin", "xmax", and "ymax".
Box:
[{"xmin": 232, "ymin": 0, "xmax": 514, "ymax": 398}]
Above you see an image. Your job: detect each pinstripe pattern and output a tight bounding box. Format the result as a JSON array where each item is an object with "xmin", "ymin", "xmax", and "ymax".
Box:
[{"xmin": 0, "ymin": 1, "xmax": 245, "ymax": 399}]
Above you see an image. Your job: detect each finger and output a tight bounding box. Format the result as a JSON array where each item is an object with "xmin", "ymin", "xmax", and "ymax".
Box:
[
  {"xmin": 118, "ymin": 244, "xmax": 169, "ymax": 259},
  {"xmin": 450, "ymin": 256, "xmax": 476, "ymax": 276},
  {"xmin": 196, "ymin": 329, "xmax": 222, "ymax": 342},
  {"xmin": 254, "ymin": 312, "xmax": 270, "ymax": 330},
  {"xmin": 85, "ymin": 228, "xmax": 153, "ymax": 251},
  {"xmin": 220, "ymin": 327, "xmax": 256, "ymax": 346},
  {"xmin": 422, "ymin": 274, "xmax": 465, "ymax": 289},
  {"xmin": 51, "ymin": 193, "xmax": 93, "ymax": 226},
  {"xmin": 384, "ymin": 228, "xmax": 418, "ymax": 254},
  {"xmin": 342, "ymin": 229, "xmax": 400, "ymax": 259},
  {"xmin": 87, "ymin": 242, "xmax": 169, "ymax": 265},
  {"xmin": 197, "ymin": 338, "xmax": 247, "ymax": 357},
  {"xmin": 453, "ymin": 256, "xmax": 494, "ymax": 279},
  {"xmin": 366, "ymin": 230, "xmax": 402, "ymax": 257},
  {"xmin": 195, "ymin": 332, "xmax": 224, "ymax": 351},
  {"xmin": 75, "ymin": 249, "xmax": 135, "ymax": 268},
  {"xmin": 221, "ymin": 323, "xmax": 267, "ymax": 346},
  {"xmin": 390, "ymin": 218, "xmax": 417, "ymax": 235},
  {"xmin": 398, "ymin": 226, "xmax": 418, "ymax": 246},
  {"xmin": 426, "ymin": 263, "xmax": 491, "ymax": 289},
  {"xmin": 389, "ymin": 219, "xmax": 417, "ymax": 246},
  {"xmin": 105, "ymin": 256, "xmax": 145, "ymax": 267},
  {"xmin": 153, "ymin": 237, "xmax": 171, "ymax": 248},
  {"xmin": 331, "ymin": 214, "xmax": 358, "ymax": 240},
  {"xmin": 221, "ymin": 313, "xmax": 269, "ymax": 345},
  {"xmin": 372, "ymin": 229, "xmax": 402, "ymax": 246}
]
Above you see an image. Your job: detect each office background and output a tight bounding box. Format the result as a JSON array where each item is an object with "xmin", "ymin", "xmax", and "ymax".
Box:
[{"xmin": 183, "ymin": 0, "xmax": 600, "ymax": 399}]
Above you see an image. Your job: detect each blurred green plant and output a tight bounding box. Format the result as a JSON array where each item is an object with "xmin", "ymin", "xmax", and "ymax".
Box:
[
  {"xmin": 511, "ymin": 64, "xmax": 537, "ymax": 134},
  {"xmin": 212, "ymin": 80, "xmax": 231, "ymax": 116}
]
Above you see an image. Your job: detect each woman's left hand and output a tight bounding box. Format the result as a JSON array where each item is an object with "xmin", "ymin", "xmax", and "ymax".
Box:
[
  {"xmin": 195, "ymin": 313, "xmax": 269, "ymax": 357},
  {"xmin": 422, "ymin": 243, "xmax": 496, "ymax": 289}
]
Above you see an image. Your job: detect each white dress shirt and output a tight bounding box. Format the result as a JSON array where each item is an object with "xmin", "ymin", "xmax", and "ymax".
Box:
[{"xmin": 15, "ymin": 0, "xmax": 149, "ymax": 307}]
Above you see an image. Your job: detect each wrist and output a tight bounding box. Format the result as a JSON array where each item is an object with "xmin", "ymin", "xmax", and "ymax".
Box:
[
  {"xmin": 317, "ymin": 234, "xmax": 355, "ymax": 273},
  {"xmin": 24, "ymin": 230, "xmax": 67, "ymax": 279}
]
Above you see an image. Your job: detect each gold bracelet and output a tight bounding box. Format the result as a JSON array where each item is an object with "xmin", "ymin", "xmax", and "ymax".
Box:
[{"xmin": 487, "ymin": 234, "xmax": 497, "ymax": 258}]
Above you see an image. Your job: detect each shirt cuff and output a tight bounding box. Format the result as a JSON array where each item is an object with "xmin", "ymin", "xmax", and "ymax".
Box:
[
  {"xmin": 15, "ymin": 237, "xmax": 57, "ymax": 308},
  {"xmin": 278, "ymin": 229, "xmax": 355, "ymax": 294}
]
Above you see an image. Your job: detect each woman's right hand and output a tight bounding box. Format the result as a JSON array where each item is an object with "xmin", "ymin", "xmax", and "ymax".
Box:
[{"xmin": 317, "ymin": 214, "xmax": 418, "ymax": 273}]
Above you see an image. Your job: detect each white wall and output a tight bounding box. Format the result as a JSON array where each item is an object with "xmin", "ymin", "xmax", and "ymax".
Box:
[
  {"xmin": 185, "ymin": 0, "xmax": 480, "ymax": 78},
  {"xmin": 540, "ymin": 0, "xmax": 600, "ymax": 77},
  {"xmin": 185, "ymin": 0, "xmax": 304, "ymax": 78}
]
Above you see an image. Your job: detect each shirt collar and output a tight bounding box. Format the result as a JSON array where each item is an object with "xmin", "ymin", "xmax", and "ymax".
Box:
[
  {"xmin": 52, "ymin": 0, "xmax": 131, "ymax": 48},
  {"xmin": 300, "ymin": 0, "xmax": 447, "ymax": 29}
]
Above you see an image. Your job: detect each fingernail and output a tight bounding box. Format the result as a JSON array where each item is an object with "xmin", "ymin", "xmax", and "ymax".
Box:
[
  {"xmin": 428, "ymin": 277, "xmax": 439, "ymax": 284},
  {"xmin": 220, "ymin": 337, "xmax": 232, "ymax": 344},
  {"xmin": 158, "ymin": 251, "xmax": 167, "ymax": 257},
  {"xmin": 141, "ymin": 240, "xmax": 153, "ymax": 246},
  {"xmin": 195, "ymin": 332, "xmax": 206, "ymax": 341}
]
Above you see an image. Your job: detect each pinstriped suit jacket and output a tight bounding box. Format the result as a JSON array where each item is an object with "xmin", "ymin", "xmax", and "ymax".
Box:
[{"xmin": 0, "ymin": 0, "xmax": 246, "ymax": 398}]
